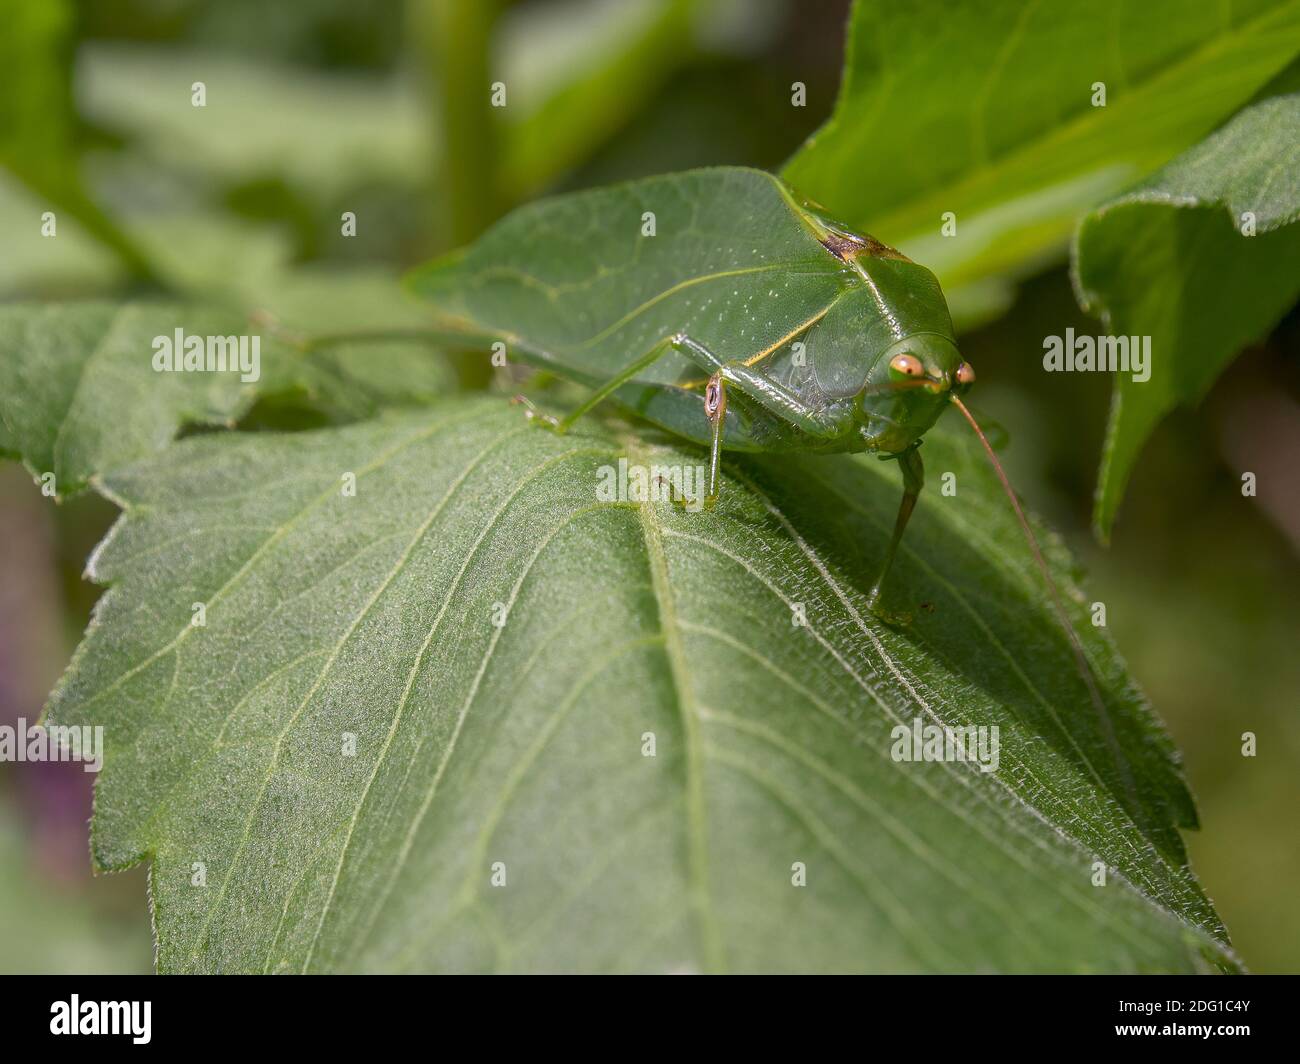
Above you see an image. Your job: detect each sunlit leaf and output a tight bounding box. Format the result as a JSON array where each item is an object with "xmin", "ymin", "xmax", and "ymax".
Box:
[
  {"xmin": 1073, "ymin": 95, "xmax": 1300, "ymax": 537},
  {"xmin": 783, "ymin": 0, "xmax": 1300, "ymax": 323}
]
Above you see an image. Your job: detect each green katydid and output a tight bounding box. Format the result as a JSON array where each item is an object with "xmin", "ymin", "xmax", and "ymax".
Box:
[
  {"xmin": 405, "ymin": 166, "xmax": 985, "ymax": 621},
  {"xmin": 294, "ymin": 168, "xmax": 1088, "ymax": 677},
  {"xmin": 264, "ymin": 164, "xmax": 1123, "ymax": 829}
]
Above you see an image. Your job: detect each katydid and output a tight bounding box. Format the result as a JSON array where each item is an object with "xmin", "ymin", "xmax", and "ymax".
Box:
[
  {"xmin": 280, "ymin": 165, "xmax": 1116, "ymax": 792},
  {"xmin": 406, "ymin": 166, "xmax": 977, "ymax": 620}
]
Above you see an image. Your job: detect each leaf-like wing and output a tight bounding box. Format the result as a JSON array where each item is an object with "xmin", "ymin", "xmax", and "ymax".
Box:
[{"xmin": 408, "ymin": 167, "xmax": 849, "ymax": 386}]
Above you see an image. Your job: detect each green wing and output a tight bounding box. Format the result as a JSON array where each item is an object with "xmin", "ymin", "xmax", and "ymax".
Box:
[{"xmin": 408, "ymin": 167, "xmax": 854, "ymax": 387}]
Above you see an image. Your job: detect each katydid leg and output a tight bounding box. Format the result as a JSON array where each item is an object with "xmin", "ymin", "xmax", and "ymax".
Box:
[
  {"xmin": 704, "ymin": 373, "xmax": 725, "ymax": 505},
  {"xmin": 671, "ymin": 335, "xmax": 841, "ymax": 437},
  {"xmin": 670, "ymin": 334, "xmax": 842, "ymax": 505},
  {"xmin": 866, "ymin": 444, "xmax": 923, "ymax": 624},
  {"xmin": 514, "ymin": 335, "xmax": 675, "ymax": 433}
]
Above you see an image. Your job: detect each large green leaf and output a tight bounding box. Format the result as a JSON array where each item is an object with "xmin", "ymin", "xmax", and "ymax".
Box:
[
  {"xmin": 0, "ymin": 297, "xmax": 456, "ymax": 496},
  {"xmin": 407, "ymin": 167, "xmax": 847, "ymax": 397},
  {"xmin": 1073, "ymin": 95, "xmax": 1300, "ymax": 538},
  {"xmin": 782, "ymin": 0, "xmax": 1300, "ymax": 323},
  {"xmin": 45, "ymin": 397, "xmax": 1235, "ymax": 972}
]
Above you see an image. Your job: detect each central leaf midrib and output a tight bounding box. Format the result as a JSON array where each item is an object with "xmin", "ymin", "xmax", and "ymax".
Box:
[{"xmin": 632, "ymin": 453, "xmax": 727, "ymax": 975}]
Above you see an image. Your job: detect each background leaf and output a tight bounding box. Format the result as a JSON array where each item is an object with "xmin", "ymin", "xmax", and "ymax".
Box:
[
  {"xmin": 0, "ymin": 809, "xmax": 151, "ymax": 974},
  {"xmin": 500, "ymin": 0, "xmax": 704, "ymax": 199},
  {"xmin": 782, "ymin": 0, "xmax": 1300, "ymax": 327},
  {"xmin": 0, "ymin": 171, "xmax": 123, "ymax": 296},
  {"xmin": 0, "ymin": 299, "xmax": 456, "ymax": 496},
  {"xmin": 45, "ymin": 398, "xmax": 1236, "ymax": 973},
  {"xmin": 1073, "ymin": 95, "xmax": 1300, "ymax": 537},
  {"xmin": 77, "ymin": 44, "xmax": 427, "ymax": 203},
  {"xmin": 0, "ymin": 0, "xmax": 160, "ymax": 278},
  {"xmin": 0, "ymin": 0, "xmax": 158, "ymax": 280}
]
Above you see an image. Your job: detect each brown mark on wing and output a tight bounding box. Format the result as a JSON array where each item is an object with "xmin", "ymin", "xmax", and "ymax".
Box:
[{"xmin": 819, "ymin": 230, "xmax": 910, "ymax": 263}]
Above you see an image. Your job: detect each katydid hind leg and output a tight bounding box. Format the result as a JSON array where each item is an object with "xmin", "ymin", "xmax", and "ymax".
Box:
[
  {"xmin": 513, "ymin": 335, "xmax": 675, "ymax": 433},
  {"xmin": 867, "ymin": 444, "xmax": 923, "ymax": 626}
]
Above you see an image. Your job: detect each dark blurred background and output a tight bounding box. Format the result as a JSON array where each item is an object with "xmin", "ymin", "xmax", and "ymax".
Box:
[{"xmin": 1, "ymin": 0, "xmax": 1296, "ymax": 973}]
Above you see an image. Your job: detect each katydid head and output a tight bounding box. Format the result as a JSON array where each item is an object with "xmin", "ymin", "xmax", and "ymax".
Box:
[{"xmin": 854, "ymin": 333, "xmax": 974, "ymax": 452}]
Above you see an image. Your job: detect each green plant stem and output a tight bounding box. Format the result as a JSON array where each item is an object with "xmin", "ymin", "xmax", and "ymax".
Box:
[{"xmin": 416, "ymin": 0, "xmax": 505, "ymax": 248}]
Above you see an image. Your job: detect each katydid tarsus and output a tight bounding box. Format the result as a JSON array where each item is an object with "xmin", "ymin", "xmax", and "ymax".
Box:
[{"xmin": 286, "ymin": 167, "xmax": 1108, "ymax": 719}]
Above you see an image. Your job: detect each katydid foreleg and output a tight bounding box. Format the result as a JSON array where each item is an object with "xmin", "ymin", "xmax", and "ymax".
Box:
[
  {"xmin": 670, "ymin": 335, "xmax": 843, "ymax": 438},
  {"xmin": 866, "ymin": 444, "xmax": 924, "ymax": 624},
  {"xmin": 670, "ymin": 333, "xmax": 845, "ymax": 506}
]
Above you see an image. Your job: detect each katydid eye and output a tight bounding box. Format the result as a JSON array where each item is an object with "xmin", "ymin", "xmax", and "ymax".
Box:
[
  {"xmin": 956, "ymin": 362, "xmax": 975, "ymax": 386},
  {"xmin": 890, "ymin": 353, "xmax": 923, "ymax": 377}
]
